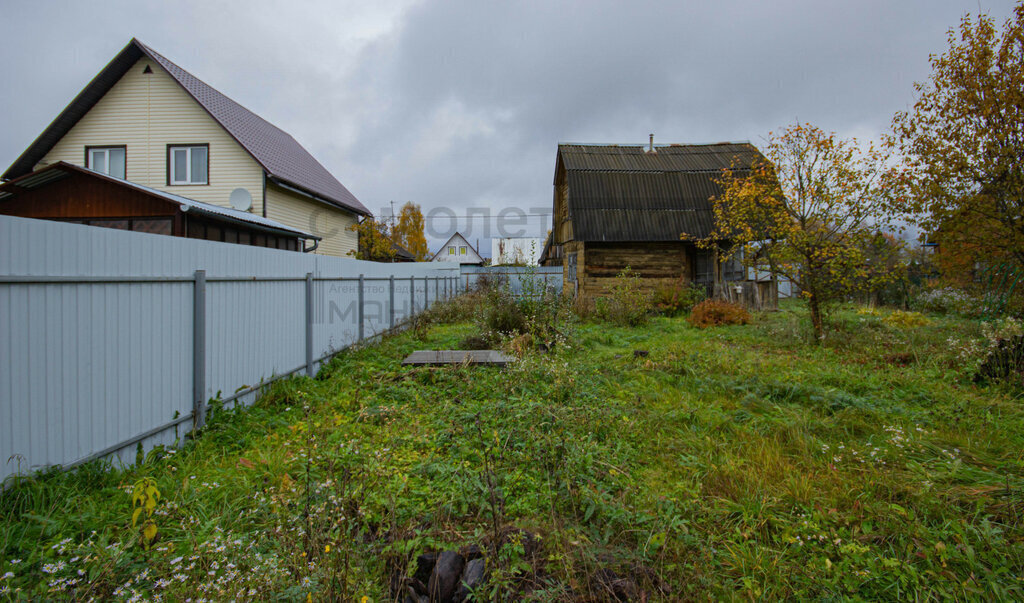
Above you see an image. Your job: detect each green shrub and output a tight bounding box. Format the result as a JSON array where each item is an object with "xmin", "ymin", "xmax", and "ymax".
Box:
[
  {"xmin": 687, "ymin": 299, "xmax": 751, "ymax": 328},
  {"xmin": 652, "ymin": 280, "xmax": 707, "ymax": 316},
  {"xmin": 484, "ymin": 299, "xmax": 528, "ymax": 335},
  {"xmin": 595, "ymin": 267, "xmax": 652, "ymax": 326},
  {"xmin": 883, "ymin": 310, "xmax": 930, "ymax": 329}
]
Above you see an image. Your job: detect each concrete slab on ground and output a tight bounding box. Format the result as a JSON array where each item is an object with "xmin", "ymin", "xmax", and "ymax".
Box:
[{"xmin": 402, "ymin": 350, "xmax": 516, "ymax": 367}]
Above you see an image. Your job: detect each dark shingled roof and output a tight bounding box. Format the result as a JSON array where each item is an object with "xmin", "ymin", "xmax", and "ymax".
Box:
[
  {"xmin": 2, "ymin": 39, "xmax": 369, "ymax": 216},
  {"xmin": 391, "ymin": 241, "xmax": 416, "ymax": 261},
  {"xmin": 557, "ymin": 143, "xmax": 762, "ymax": 242}
]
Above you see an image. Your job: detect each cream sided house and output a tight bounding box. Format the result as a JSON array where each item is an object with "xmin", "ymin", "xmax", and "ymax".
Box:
[{"xmin": 0, "ymin": 38, "xmax": 369, "ymax": 256}]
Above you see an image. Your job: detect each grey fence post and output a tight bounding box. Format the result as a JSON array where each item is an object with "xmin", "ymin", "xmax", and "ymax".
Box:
[
  {"xmin": 192, "ymin": 269, "xmax": 207, "ymax": 429},
  {"xmin": 358, "ymin": 274, "xmax": 365, "ymax": 341},
  {"xmin": 305, "ymin": 272, "xmax": 314, "ymax": 377},
  {"xmin": 389, "ymin": 275, "xmax": 395, "ymax": 329},
  {"xmin": 424, "ymin": 276, "xmax": 429, "ymax": 309},
  {"xmin": 410, "ymin": 276, "xmax": 415, "ymax": 315}
]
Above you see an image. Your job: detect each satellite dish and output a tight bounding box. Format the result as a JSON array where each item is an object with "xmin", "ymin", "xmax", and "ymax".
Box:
[{"xmin": 229, "ymin": 188, "xmax": 253, "ymax": 212}]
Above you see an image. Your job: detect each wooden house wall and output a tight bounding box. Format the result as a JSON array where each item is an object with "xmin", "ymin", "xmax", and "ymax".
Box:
[
  {"xmin": 0, "ymin": 171, "xmax": 301, "ymax": 251},
  {"xmin": 574, "ymin": 241, "xmax": 694, "ymax": 299},
  {"xmin": 0, "ymin": 173, "xmax": 175, "ymax": 220}
]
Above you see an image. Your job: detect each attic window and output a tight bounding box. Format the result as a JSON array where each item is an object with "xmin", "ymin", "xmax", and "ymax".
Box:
[
  {"xmin": 143, "ymin": 65, "xmax": 153, "ymax": 74},
  {"xmin": 168, "ymin": 145, "xmax": 209, "ymax": 185}
]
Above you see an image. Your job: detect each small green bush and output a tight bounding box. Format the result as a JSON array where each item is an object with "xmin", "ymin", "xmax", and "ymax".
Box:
[
  {"xmin": 484, "ymin": 300, "xmax": 528, "ymax": 335},
  {"xmin": 652, "ymin": 279, "xmax": 707, "ymax": 316},
  {"xmin": 687, "ymin": 299, "xmax": 751, "ymax": 328},
  {"xmin": 595, "ymin": 267, "xmax": 652, "ymax": 326},
  {"xmin": 883, "ymin": 310, "xmax": 929, "ymax": 329}
]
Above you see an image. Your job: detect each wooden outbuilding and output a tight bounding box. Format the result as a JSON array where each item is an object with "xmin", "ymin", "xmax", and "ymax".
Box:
[
  {"xmin": 0, "ymin": 162, "xmax": 319, "ymax": 251},
  {"xmin": 546, "ymin": 141, "xmax": 777, "ymax": 305}
]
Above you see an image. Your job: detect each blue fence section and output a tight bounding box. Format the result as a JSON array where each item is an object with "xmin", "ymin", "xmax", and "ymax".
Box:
[
  {"xmin": 0, "ymin": 215, "xmax": 459, "ymax": 481},
  {"xmin": 459, "ymin": 265, "xmax": 563, "ymax": 297}
]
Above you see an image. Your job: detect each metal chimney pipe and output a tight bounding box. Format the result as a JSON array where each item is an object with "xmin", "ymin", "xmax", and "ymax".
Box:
[{"xmin": 649, "ymin": 133, "xmax": 655, "ymax": 153}]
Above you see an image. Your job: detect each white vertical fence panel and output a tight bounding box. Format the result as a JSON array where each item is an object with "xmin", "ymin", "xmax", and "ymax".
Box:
[{"xmin": 0, "ymin": 215, "xmax": 458, "ymax": 483}]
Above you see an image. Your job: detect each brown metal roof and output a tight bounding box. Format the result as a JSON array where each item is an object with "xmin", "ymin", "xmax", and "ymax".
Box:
[
  {"xmin": 2, "ymin": 39, "xmax": 369, "ymax": 217},
  {"xmin": 557, "ymin": 142, "xmax": 761, "ymax": 242}
]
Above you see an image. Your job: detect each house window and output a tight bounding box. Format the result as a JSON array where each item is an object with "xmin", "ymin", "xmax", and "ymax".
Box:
[
  {"xmin": 168, "ymin": 145, "xmax": 208, "ymax": 185},
  {"xmin": 460, "ymin": 246, "xmax": 467, "ymax": 255},
  {"xmin": 448, "ymin": 247, "xmax": 455, "ymax": 255},
  {"xmin": 567, "ymin": 252, "xmax": 578, "ymax": 282},
  {"xmin": 86, "ymin": 146, "xmax": 126, "ymax": 179}
]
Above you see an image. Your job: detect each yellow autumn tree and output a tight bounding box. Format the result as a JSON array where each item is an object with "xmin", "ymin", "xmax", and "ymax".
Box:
[
  {"xmin": 891, "ymin": 6, "xmax": 1024, "ymax": 275},
  {"xmin": 706, "ymin": 123, "xmax": 902, "ymax": 341},
  {"xmin": 347, "ymin": 217, "xmax": 396, "ymax": 262},
  {"xmin": 392, "ymin": 202, "xmax": 429, "ymax": 260}
]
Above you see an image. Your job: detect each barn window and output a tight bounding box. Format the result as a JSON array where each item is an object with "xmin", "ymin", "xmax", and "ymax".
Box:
[
  {"xmin": 694, "ymin": 250, "xmax": 714, "ymax": 283},
  {"xmin": 722, "ymin": 254, "xmax": 745, "ymax": 281},
  {"xmin": 567, "ymin": 252, "xmax": 578, "ymax": 282},
  {"xmin": 86, "ymin": 146, "xmax": 126, "ymax": 179}
]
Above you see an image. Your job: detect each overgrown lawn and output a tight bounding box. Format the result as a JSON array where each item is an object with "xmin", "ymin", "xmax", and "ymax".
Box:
[{"xmin": 2, "ymin": 301, "xmax": 1022, "ymax": 600}]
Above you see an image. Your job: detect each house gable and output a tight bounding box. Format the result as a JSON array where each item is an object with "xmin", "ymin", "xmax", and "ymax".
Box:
[
  {"xmin": 37, "ymin": 57, "xmax": 265, "ymax": 212},
  {"xmin": 5, "ymin": 39, "xmax": 370, "ymax": 257},
  {"xmin": 431, "ymin": 232, "xmax": 483, "ymax": 264}
]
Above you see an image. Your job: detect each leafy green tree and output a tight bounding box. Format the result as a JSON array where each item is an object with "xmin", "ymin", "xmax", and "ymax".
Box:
[
  {"xmin": 891, "ymin": 6, "xmax": 1024, "ymax": 273},
  {"xmin": 705, "ymin": 123, "xmax": 901, "ymax": 341}
]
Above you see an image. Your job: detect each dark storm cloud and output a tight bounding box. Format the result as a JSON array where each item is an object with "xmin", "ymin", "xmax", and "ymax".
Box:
[{"xmin": 1, "ymin": 0, "xmax": 1019, "ymax": 249}]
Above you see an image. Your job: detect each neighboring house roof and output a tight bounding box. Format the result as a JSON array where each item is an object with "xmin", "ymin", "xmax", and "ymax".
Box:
[
  {"xmin": 556, "ymin": 142, "xmax": 762, "ymax": 242},
  {"xmin": 391, "ymin": 241, "xmax": 416, "ymax": 261},
  {"xmin": 2, "ymin": 38, "xmax": 370, "ymax": 217},
  {"xmin": 538, "ymin": 231, "xmax": 553, "ymax": 264},
  {"xmin": 0, "ymin": 162, "xmax": 319, "ymax": 240},
  {"xmin": 430, "ymin": 231, "xmax": 483, "ymax": 263}
]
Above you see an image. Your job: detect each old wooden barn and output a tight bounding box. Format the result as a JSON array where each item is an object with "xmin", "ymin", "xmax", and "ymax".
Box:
[{"xmin": 541, "ymin": 141, "xmax": 777, "ymax": 305}]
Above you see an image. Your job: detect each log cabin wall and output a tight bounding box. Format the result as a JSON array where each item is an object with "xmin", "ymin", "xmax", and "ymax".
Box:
[{"xmin": 578, "ymin": 241, "xmax": 693, "ymax": 299}]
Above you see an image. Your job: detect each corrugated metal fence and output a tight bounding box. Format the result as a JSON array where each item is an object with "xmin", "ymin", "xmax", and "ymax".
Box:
[
  {"xmin": 459, "ymin": 265, "xmax": 563, "ymax": 297},
  {"xmin": 0, "ymin": 216, "xmax": 461, "ymax": 482}
]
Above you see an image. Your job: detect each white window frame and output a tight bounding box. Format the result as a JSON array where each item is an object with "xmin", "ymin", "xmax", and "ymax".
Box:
[
  {"xmin": 169, "ymin": 145, "xmax": 208, "ymax": 185},
  {"xmin": 86, "ymin": 146, "xmax": 126, "ymax": 179}
]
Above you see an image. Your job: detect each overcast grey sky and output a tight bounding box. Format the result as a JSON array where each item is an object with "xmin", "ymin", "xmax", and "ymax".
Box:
[{"xmin": 1, "ymin": 0, "xmax": 1018, "ymax": 250}]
